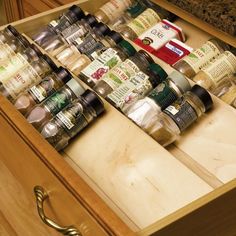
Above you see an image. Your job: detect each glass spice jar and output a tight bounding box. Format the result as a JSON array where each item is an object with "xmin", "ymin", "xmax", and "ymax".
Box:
[
  {"xmin": 192, "ymin": 50, "xmax": 236, "ymax": 91},
  {"xmin": 94, "ymin": 50, "xmax": 154, "ymax": 98},
  {"xmin": 173, "ymin": 38, "xmax": 230, "ymax": 79},
  {"xmin": 110, "ymin": 0, "xmax": 146, "ymax": 31},
  {"xmin": 33, "ymin": 5, "xmax": 85, "ymax": 46},
  {"xmin": 0, "ymin": 35, "xmax": 30, "ymax": 63},
  {"xmin": 67, "ymin": 31, "xmax": 123, "ymax": 75},
  {"xmin": 41, "ymin": 14, "xmax": 99, "ymax": 57},
  {"xmin": 41, "ymin": 89, "xmax": 105, "ymax": 151},
  {"xmin": 119, "ymin": 3, "xmax": 175, "ymax": 40},
  {"xmin": 125, "ymin": 71, "xmax": 191, "ymax": 130},
  {"xmin": 149, "ymin": 85, "xmax": 213, "ymax": 146},
  {"xmin": 0, "ymin": 25, "xmax": 20, "ymax": 44},
  {"xmin": 55, "ymin": 22, "xmax": 111, "ymax": 66},
  {"xmin": 26, "ymin": 78, "xmax": 85, "ymax": 131},
  {"xmin": 0, "ymin": 55, "xmax": 57, "ymax": 102},
  {"xmin": 79, "ymin": 40, "xmax": 136, "ymax": 88},
  {"xmin": 107, "ymin": 63, "xmax": 168, "ymax": 110},
  {"xmin": 0, "ymin": 46, "xmax": 40, "ymax": 84},
  {"xmin": 94, "ymin": 0, "xmax": 135, "ymax": 24},
  {"xmin": 14, "ymin": 67, "xmax": 72, "ymax": 115}
]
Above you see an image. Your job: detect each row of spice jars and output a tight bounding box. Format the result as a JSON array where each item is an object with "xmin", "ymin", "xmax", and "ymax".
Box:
[
  {"xmin": 30, "ymin": 1, "xmax": 176, "ymax": 74},
  {"xmin": 173, "ymin": 38, "xmax": 236, "ymax": 109},
  {"xmin": 0, "ymin": 25, "xmax": 105, "ymax": 151}
]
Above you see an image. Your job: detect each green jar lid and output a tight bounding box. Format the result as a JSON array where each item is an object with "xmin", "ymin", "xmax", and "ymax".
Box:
[
  {"xmin": 118, "ymin": 40, "xmax": 137, "ymax": 57},
  {"xmin": 168, "ymin": 71, "xmax": 191, "ymax": 94},
  {"xmin": 127, "ymin": 2, "xmax": 146, "ymax": 17},
  {"xmin": 148, "ymin": 63, "xmax": 168, "ymax": 87},
  {"xmin": 66, "ymin": 78, "xmax": 85, "ymax": 97}
]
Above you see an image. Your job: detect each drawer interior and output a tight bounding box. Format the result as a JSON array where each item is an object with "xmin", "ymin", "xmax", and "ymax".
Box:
[{"xmin": 1, "ymin": 0, "xmax": 236, "ymax": 234}]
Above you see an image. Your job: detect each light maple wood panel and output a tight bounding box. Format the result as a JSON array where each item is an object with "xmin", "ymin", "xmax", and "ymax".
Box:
[{"xmin": 0, "ymin": 112, "xmax": 108, "ymax": 236}]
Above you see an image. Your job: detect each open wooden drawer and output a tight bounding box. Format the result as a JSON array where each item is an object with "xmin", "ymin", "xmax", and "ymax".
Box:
[{"xmin": 0, "ymin": 0, "xmax": 236, "ymax": 235}]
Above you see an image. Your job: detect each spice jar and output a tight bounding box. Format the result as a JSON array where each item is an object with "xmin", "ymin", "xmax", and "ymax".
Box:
[
  {"xmin": 55, "ymin": 22, "xmax": 111, "ymax": 65},
  {"xmin": 79, "ymin": 40, "xmax": 136, "ymax": 88},
  {"xmin": 107, "ymin": 63, "xmax": 168, "ymax": 110},
  {"xmin": 192, "ymin": 50, "xmax": 236, "ymax": 91},
  {"xmin": 14, "ymin": 67, "xmax": 72, "ymax": 115},
  {"xmin": 0, "ymin": 46, "xmax": 40, "ymax": 83},
  {"xmin": 67, "ymin": 31, "xmax": 123, "ymax": 75},
  {"xmin": 110, "ymin": 1, "xmax": 146, "ymax": 30},
  {"xmin": 149, "ymin": 85, "xmax": 213, "ymax": 146},
  {"xmin": 0, "ymin": 55, "xmax": 57, "ymax": 102},
  {"xmin": 26, "ymin": 78, "xmax": 85, "ymax": 131},
  {"xmin": 173, "ymin": 38, "xmax": 230, "ymax": 78},
  {"xmin": 41, "ymin": 14, "xmax": 99, "ymax": 57},
  {"xmin": 0, "ymin": 25, "xmax": 20, "ymax": 44},
  {"xmin": 0, "ymin": 36, "xmax": 30, "ymax": 63},
  {"xmin": 94, "ymin": 50, "xmax": 154, "ymax": 98},
  {"xmin": 41, "ymin": 90, "xmax": 105, "ymax": 151},
  {"xmin": 126, "ymin": 71, "xmax": 191, "ymax": 130},
  {"xmin": 95, "ymin": 0, "xmax": 135, "ymax": 24},
  {"xmin": 33, "ymin": 5, "xmax": 85, "ymax": 46},
  {"xmin": 119, "ymin": 4, "xmax": 175, "ymax": 40}
]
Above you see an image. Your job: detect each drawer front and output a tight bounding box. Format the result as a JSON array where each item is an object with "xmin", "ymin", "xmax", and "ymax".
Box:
[{"xmin": 0, "ymin": 112, "xmax": 108, "ymax": 236}]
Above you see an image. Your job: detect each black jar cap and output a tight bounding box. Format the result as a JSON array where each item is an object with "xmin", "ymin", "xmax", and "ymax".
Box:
[
  {"xmin": 138, "ymin": 49, "xmax": 154, "ymax": 64},
  {"xmin": 84, "ymin": 14, "xmax": 98, "ymax": 27},
  {"xmin": 93, "ymin": 22, "xmax": 111, "ymax": 36},
  {"xmin": 191, "ymin": 85, "xmax": 213, "ymax": 112},
  {"xmin": 148, "ymin": 63, "xmax": 168, "ymax": 87},
  {"xmin": 68, "ymin": 5, "xmax": 85, "ymax": 20},
  {"xmin": 6, "ymin": 25, "xmax": 20, "ymax": 37},
  {"xmin": 82, "ymin": 90, "xmax": 105, "ymax": 116},
  {"xmin": 56, "ymin": 67, "xmax": 72, "ymax": 84},
  {"xmin": 30, "ymin": 44, "xmax": 43, "ymax": 57},
  {"xmin": 18, "ymin": 35, "xmax": 30, "ymax": 48},
  {"xmin": 107, "ymin": 30, "xmax": 123, "ymax": 44},
  {"xmin": 42, "ymin": 54, "xmax": 58, "ymax": 71}
]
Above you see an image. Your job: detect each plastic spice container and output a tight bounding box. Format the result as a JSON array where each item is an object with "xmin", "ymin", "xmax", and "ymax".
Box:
[
  {"xmin": 0, "ymin": 55, "xmax": 57, "ymax": 102},
  {"xmin": 41, "ymin": 90, "xmax": 105, "ymax": 151},
  {"xmin": 126, "ymin": 71, "xmax": 191, "ymax": 130},
  {"xmin": 14, "ymin": 67, "xmax": 72, "ymax": 115},
  {"xmin": 149, "ymin": 85, "xmax": 213, "ymax": 146},
  {"xmin": 95, "ymin": 0, "xmax": 135, "ymax": 24},
  {"xmin": 192, "ymin": 50, "xmax": 236, "ymax": 91},
  {"xmin": 173, "ymin": 38, "xmax": 230, "ymax": 78},
  {"xmin": 79, "ymin": 40, "xmax": 136, "ymax": 88},
  {"xmin": 107, "ymin": 63, "xmax": 168, "ymax": 110},
  {"xmin": 94, "ymin": 50, "xmax": 154, "ymax": 98},
  {"xmin": 33, "ymin": 5, "xmax": 85, "ymax": 46},
  {"xmin": 26, "ymin": 78, "xmax": 85, "ymax": 131}
]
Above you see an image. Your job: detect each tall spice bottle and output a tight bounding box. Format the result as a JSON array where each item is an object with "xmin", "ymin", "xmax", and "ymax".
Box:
[{"xmin": 0, "ymin": 25, "xmax": 20, "ymax": 44}]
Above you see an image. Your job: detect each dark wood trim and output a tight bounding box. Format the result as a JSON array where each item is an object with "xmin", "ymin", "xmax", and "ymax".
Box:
[{"xmin": 3, "ymin": 0, "xmax": 24, "ymax": 22}]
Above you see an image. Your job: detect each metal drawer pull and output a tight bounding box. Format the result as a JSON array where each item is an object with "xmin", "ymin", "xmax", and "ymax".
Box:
[{"xmin": 34, "ymin": 186, "xmax": 82, "ymax": 236}]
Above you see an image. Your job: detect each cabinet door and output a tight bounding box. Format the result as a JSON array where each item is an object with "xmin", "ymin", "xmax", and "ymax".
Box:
[{"xmin": 0, "ymin": 112, "xmax": 108, "ymax": 236}]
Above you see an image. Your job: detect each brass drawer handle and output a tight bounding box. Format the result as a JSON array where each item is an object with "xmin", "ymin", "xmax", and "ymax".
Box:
[{"xmin": 34, "ymin": 186, "xmax": 82, "ymax": 236}]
